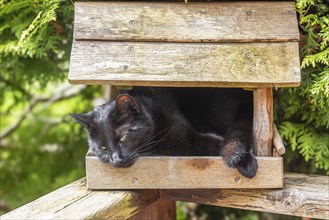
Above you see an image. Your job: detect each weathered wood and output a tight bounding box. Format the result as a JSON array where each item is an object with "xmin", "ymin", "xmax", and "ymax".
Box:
[
  {"xmin": 74, "ymin": 2, "xmax": 299, "ymax": 42},
  {"xmin": 107, "ymin": 85, "xmax": 121, "ymax": 100},
  {"xmin": 2, "ymin": 174, "xmax": 327, "ymax": 219},
  {"xmin": 160, "ymin": 173, "xmax": 329, "ymax": 219},
  {"xmin": 253, "ymin": 88, "xmax": 273, "ymax": 156},
  {"xmin": 0, "ymin": 179, "xmax": 158, "ymax": 220},
  {"xmin": 273, "ymin": 123, "xmax": 286, "ymax": 155},
  {"xmin": 68, "ymin": 41, "xmax": 301, "ymax": 87},
  {"xmin": 86, "ymin": 155, "xmax": 283, "ymax": 189},
  {"xmin": 128, "ymin": 198, "xmax": 176, "ymax": 220}
]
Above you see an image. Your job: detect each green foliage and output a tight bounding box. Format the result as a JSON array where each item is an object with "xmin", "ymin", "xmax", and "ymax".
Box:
[
  {"xmin": 0, "ymin": 0, "xmax": 74, "ymax": 101},
  {"xmin": 276, "ymin": 0, "xmax": 329, "ymax": 174},
  {"xmin": 279, "ymin": 122, "xmax": 329, "ymax": 170},
  {"xmin": 0, "ymin": 0, "xmax": 103, "ymax": 213},
  {"xmin": 0, "ymin": 0, "xmax": 67, "ymax": 59},
  {"xmin": 0, "ymin": 85, "xmax": 102, "ymax": 212}
]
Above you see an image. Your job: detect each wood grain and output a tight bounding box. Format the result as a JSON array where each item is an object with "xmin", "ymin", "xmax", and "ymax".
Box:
[
  {"xmin": 273, "ymin": 123, "xmax": 286, "ymax": 155},
  {"xmin": 253, "ymin": 88, "xmax": 273, "ymax": 156},
  {"xmin": 2, "ymin": 174, "xmax": 327, "ymax": 219},
  {"xmin": 0, "ymin": 179, "xmax": 158, "ymax": 220},
  {"xmin": 128, "ymin": 198, "xmax": 176, "ymax": 220},
  {"xmin": 68, "ymin": 41, "xmax": 301, "ymax": 87},
  {"xmin": 86, "ymin": 155, "xmax": 283, "ymax": 189},
  {"xmin": 74, "ymin": 1, "xmax": 299, "ymax": 42},
  {"xmin": 161, "ymin": 173, "xmax": 329, "ymax": 219}
]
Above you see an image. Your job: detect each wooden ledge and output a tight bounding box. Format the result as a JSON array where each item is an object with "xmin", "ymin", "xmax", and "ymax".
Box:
[
  {"xmin": 1, "ymin": 173, "xmax": 328, "ymax": 219},
  {"xmin": 86, "ymin": 155, "xmax": 283, "ymax": 189}
]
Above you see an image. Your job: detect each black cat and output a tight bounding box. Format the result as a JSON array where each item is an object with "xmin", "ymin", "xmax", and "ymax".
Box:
[{"xmin": 71, "ymin": 87, "xmax": 258, "ymax": 178}]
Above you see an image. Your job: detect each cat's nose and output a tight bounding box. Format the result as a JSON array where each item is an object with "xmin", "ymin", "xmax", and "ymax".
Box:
[{"xmin": 111, "ymin": 152, "xmax": 123, "ymax": 165}]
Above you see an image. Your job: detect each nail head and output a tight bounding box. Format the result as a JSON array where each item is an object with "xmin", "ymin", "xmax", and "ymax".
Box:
[
  {"xmin": 132, "ymin": 177, "xmax": 139, "ymax": 184},
  {"xmin": 235, "ymin": 177, "xmax": 241, "ymax": 183}
]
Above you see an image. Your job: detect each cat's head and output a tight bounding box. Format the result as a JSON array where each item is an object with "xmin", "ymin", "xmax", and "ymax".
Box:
[{"xmin": 71, "ymin": 94, "xmax": 154, "ymax": 167}]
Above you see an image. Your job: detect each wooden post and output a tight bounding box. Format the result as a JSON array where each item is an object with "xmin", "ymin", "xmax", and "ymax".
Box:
[
  {"xmin": 253, "ymin": 88, "xmax": 273, "ymax": 156},
  {"xmin": 128, "ymin": 198, "xmax": 176, "ymax": 220},
  {"xmin": 104, "ymin": 85, "xmax": 121, "ymax": 100}
]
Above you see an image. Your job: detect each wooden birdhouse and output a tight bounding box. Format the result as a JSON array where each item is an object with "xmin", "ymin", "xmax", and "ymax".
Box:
[{"xmin": 69, "ymin": 1, "xmax": 300, "ymax": 189}]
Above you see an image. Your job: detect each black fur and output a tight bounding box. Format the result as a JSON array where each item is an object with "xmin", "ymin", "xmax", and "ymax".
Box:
[{"xmin": 71, "ymin": 87, "xmax": 258, "ymax": 178}]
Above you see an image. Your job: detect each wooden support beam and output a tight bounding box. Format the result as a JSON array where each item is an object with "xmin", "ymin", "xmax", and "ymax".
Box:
[
  {"xmin": 253, "ymin": 88, "xmax": 273, "ymax": 156},
  {"xmin": 128, "ymin": 198, "xmax": 176, "ymax": 220},
  {"xmin": 160, "ymin": 173, "xmax": 329, "ymax": 219},
  {"xmin": 0, "ymin": 179, "xmax": 159, "ymax": 220}
]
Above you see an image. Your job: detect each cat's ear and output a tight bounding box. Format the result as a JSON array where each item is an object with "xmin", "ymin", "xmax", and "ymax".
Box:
[
  {"xmin": 70, "ymin": 113, "xmax": 94, "ymax": 129},
  {"xmin": 115, "ymin": 94, "xmax": 140, "ymax": 115}
]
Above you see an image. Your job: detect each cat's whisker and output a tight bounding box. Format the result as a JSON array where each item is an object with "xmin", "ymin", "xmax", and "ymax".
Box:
[
  {"xmin": 151, "ymin": 126, "xmax": 175, "ymax": 144},
  {"xmin": 147, "ymin": 127, "xmax": 171, "ymax": 141},
  {"xmin": 138, "ymin": 152, "xmax": 160, "ymax": 157},
  {"xmin": 129, "ymin": 142, "xmax": 158, "ymax": 158},
  {"xmin": 118, "ymin": 122, "xmax": 174, "ymax": 166},
  {"xmin": 135, "ymin": 126, "xmax": 176, "ymax": 154},
  {"xmin": 133, "ymin": 127, "xmax": 172, "ymax": 151},
  {"xmin": 138, "ymin": 143, "xmax": 158, "ymax": 154},
  {"xmin": 126, "ymin": 136, "xmax": 166, "ymax": 161},
  {"xmin": 137, "ymin": 139, "xmax": 163, "ymax": 150},
  {"xmin": 130, "ymin": 149, "xmax": 160, "ymax": 160}
]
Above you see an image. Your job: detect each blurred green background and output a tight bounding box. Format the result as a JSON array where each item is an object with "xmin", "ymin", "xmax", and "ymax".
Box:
[{"xmin": 0, "ymin": 0, "xmax": 328, "ymax": 219}]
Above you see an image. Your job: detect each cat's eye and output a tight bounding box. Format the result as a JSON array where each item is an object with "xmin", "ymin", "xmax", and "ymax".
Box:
[
  {"xmin": 119, "ymin": 135, "xmax": 127, "ymax": 144},
  {"xmin": 100, "ymin": 146, "xmax": 107, "ymax": 151}
]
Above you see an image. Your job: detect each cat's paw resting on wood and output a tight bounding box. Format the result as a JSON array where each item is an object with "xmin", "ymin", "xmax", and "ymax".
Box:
[{"xmin": 71, "ymin": 87, "xmax": 258, "ymax": 178}]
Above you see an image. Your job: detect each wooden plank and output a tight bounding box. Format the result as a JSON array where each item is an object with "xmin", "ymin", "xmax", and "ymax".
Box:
[
  {"xmin": 74, "ymin": 2, "xmax": 299, "ymax": 42},
  {"xmin": 2, "ymin": 174, "xmax": 327, "ymax": 220},
  {"xmin": 68, "ymin": 41, "xmax": 301, "ymax": 87},
  {"xmin": 128, "ymin": 198, "xmax": 176, "ymax": 220},
  {"xmin": 86, "ymin": 155, "xmax": 283, "ymax": 189},
  {"xmin": 0, "ymin": 173, "xmax": 329, "ymax": 220},
  {"xmin": 160, "ymin": 173, "xmax": 329, "ymax": 219},
  {"xmin": 0, "ymin": 179, "xmax": 159, "ymax": 220},
  {"xmin": 253, "ymin": 88, "xmax": 273, "ymax": 156}
]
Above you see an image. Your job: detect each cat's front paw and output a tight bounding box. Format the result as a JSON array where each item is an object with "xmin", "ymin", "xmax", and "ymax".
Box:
[
  {"xmin": 224, "ymin": 149, "xmax": 258, "ymax": 178},
  {"xmin": 235, "ymin": 153, "xmax": 258, "ymax": 178}
]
